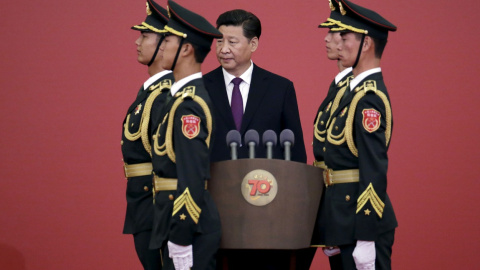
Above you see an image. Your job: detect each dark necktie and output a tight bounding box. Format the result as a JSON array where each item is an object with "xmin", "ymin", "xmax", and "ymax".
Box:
[{"xmin": 231, "ymin": 77, "xmax": 244, "ymax": 131}]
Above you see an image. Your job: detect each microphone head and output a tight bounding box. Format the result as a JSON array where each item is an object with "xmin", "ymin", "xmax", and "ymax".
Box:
[
  {"xmin": 244, "ymin": 129, "xmax": 260, "ymax": 145},
  {"xmin": 262, "ymin": 130, "xmax": 277, "ymax": 146},
  {"xmin": 280, "ymin": 129, "xmax": 295, "ymax": 147},
  {"xmin": 226, "ymin": 130, "xmax": 241, "ymax": 146}
]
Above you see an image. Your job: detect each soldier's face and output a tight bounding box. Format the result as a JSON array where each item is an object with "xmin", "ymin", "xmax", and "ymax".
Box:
[
  {"xmin": 324, "ymin": 31, "xmax": 342, "ymax": 60},
  {"xmin": 337, "ymin": 32, "xmax": 361, "ymax": 68},
  {"xmin": 135, "ymin": 32, "xmax": 161, "ymax": 65},
  {"xmin": 160, "ymin": 35, "xmax": 181, "ymax": 70},
  {"xmin": 216, "ymin": 25, "xmax": 258, "ymax": 77}
]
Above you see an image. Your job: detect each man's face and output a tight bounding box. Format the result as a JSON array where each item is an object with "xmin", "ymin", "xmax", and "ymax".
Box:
[
  {"xmin": 324, "ymin": 31, "xmax": 342, "ymax": 60},
  {"xmin": 160, "ymin": 35, "xmax": 180, "ymax": 70},
  {"xmin": 337, "ymin": 32, "xmax": 361, "ymax": 68},
  {"xmin": 135, "ymin": 32, "xmax": 161, "ymax": 65},
  {"xmin": 216, "ymin": 25, "xmax": 257, "ymax": 77}
]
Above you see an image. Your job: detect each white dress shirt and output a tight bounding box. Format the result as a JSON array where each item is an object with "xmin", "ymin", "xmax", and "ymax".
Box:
[
  {"xmin": 170, "ymin": 72, "xmax": 203, "ymax": 97},
  {"xmin": 335, "ymin": 67, "xmax": 353, "ymax": 85},
  {"xmin": 143, "ymin": 70, "xmax": 172, "ymax": 90},
  {"xmin": 349, "ymin": 67, "xmax": 382, "ymax": 91},
  {"xmin": 221, "ymin": 60, "xmax": 254, "ymax": 111}
]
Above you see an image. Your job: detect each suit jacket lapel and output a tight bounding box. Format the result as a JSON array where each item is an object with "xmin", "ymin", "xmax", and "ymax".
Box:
[
  {"xmin": 240, "ymin": 65, "xmax": 269, "ymax": 133},
  {"xmin": 207, "ymin": 67, "xmax": 237, "ymax": 131}
]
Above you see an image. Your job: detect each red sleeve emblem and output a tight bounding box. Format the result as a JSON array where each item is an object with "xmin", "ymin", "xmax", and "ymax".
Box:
[
  {"xmin": 181, "ymin": 115, "xmax": 201, "ymax": 139},
  {"xmin": 362, "ymin": 109, "xmax": 381, "ymax": 133}
]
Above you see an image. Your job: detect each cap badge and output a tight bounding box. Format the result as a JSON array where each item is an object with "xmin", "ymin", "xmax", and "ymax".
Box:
[
  {"xmin": 329, "ymin": 0, "xmax": 336, "ymax": 11},
  {"xmin": 339, "ymin": 2, "xmax": 347, "ymax": 15},
  {"xmin": 146, "ymin": 2, "xmax": 152, "ymax": 16}
]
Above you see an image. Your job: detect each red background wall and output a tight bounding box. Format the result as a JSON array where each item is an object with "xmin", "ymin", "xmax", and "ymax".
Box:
[{"xmin": 1, "ymin": 0, "xmax": 479, "ymax": 269}]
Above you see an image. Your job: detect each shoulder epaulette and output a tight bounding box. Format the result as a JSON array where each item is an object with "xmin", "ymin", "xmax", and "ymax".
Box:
[
  {"xmin": 337, "ymin": 75, "xmax": 353, "ymax": 88},
  {"xmin": 148, "ymin": 82, "xmax": 161, "ymax": 91},
  {"xmin": 160, "ymin": 79, "xmax": 173, "ymax": 91},
  {"xmin": 181, "ymin": 86, "xmax": 196, "ymax": 99},
  {"xmin": 149, "ymin": 79, "xmax": 173, "ymax": 92},
  {"xmin": 354, "ymin": 80, "xmax": 377, "ymax": 93}
]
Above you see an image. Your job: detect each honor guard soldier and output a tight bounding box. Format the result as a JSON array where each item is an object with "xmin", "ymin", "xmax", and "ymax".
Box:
[
  {"xmin": 311, "ymin": 0, "xmax": 353, "ymax": 269},
  {"xmin": 319, "ymin": 0, "xmax": 398, "ymax": 269},
  {"xmin": 149, "ymin": 1, "xmax": 222, "ymax": 269},
  {"xmin": 121, "ymin": 1, "xmax": 173, "ymax": 269}
]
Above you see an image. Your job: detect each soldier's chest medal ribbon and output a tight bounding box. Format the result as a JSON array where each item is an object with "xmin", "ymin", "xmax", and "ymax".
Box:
[
  {"xmin": 181, "ymin": 115, "xmax": 201, "ymax": 139},
  {"xmin": 134, "ymin": 104, "xmax": 142, "ymax": 115}
]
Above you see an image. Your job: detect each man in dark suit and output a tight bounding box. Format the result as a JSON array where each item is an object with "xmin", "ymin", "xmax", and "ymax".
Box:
[
  {"xmin": 121, "ymin": 1, "xmax": 173, "ymax": 269},
  {"xmin": 320, "ymin": 0, "xmax": 398, "ymax": 269},
  {"xmin": 203, "ymin": 9, "xmax": 311, "ymax": 270},
  {"xmin": 203, "ymin": 9, "xmax": 306, "ymax": 163}
]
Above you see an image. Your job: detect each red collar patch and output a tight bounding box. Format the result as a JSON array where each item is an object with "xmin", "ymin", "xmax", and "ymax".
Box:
[
  {"xmin": 362, "ymin": 109, "xmax": 381, "ymax": 133},
  {"xmin": 181, "ymin": 115, "xmax": 201, "ymax": 139}
]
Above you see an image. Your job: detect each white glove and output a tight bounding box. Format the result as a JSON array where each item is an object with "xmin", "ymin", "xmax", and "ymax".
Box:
[
  {"xmin": 167, "ymin": 241, "xmax": 193, "ymax": 270},
  {"xmin": 352, "ymin": 240, "xmax": 375, "ymax": 270},
  {"xmin": 323, "ymin": 246, "xmax": 341, "ymax": 257}
]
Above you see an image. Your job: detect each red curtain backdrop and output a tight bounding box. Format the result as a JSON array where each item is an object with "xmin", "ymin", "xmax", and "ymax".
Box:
[{"xmin": 1, "ymin": 0, "xmax": 479, "ymax": 269}]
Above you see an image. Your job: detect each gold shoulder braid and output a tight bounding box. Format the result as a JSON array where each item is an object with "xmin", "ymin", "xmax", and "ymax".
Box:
[
  {"xmin": 326, "ymin": 117, "xmax": 346, "ymax": 145},
  {"xmin": 314, "ymin": 110, "xmax": 326, "ymax": 142},
  {"xmin": 140, "ymin": 80, "xmax": 172, "ymax": 156},
  {"xmin": 124, "ymin": 98, "xmax": 151, "ymax": 142},
  {"xmin": 164, "ymin": 86, "xmax": 213, "ymax": 163},
  {"xmin": 345, "ymin": 80, "xmax": 392, "ymax": 157},
  {"xmin": 319, "ymin": 76, "xmax": 352, "ymax": 143},
  {"xmin": 337, "ymin": 75, "xmax": 352, "ymax": 89},
  {"xmin": 153, "ymin": 113, "xmax": 169, "ymax": 156},
  {"xmin": 124, "ymin": 112, "xmax": 142, "ymax": 141},
  {"xmin": 124, "ymin": 80, "xmax": 172, "ymax": 142},
  {"xmin": 330, "ymin": 85, "xmax": 348, "ymax": 119}
]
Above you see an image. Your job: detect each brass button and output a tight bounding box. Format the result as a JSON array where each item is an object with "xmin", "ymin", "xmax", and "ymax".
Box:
[
  {"xmin": 335, "ymin": 126, "xmax": 339, "ymax": 131},
  {"xmin": 121, "ymin": 140, "xmax": 124, "ymax": 145},
  {"xmin": 345, "ymin": 195, "xmax": 350, "ymax": 201},
  {"xmin": 321, "ymin": 121, "xmax": 324, "ymax": 125},
  {"xmin": 323, "ymin": 147, "xmax": 326, "ymax": 152},
  {"xmin": 169, "ymin": 194, "xmax": 174, "ymax": 201},
  {"xmin": 144, "ymin": 186, "xmax": 149, "ymax": 192}
]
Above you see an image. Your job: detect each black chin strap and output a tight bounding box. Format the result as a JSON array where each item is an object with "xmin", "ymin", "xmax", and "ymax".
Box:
[
  {"xmin": 170, "ymin": 38, "xmax": 185, "ymax": 72},
  {"xmin": 352, "ymin": 34, "xmax": 365, "ymax": 69},
  {"xmin": 148, "ymin": 35, "xmax": 165, "ymax": 67}
]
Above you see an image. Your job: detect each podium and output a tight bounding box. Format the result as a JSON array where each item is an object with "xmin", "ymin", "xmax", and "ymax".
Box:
[{"xmin": 209, "ymin": 159, "xmax": 324, "ymax": 250}]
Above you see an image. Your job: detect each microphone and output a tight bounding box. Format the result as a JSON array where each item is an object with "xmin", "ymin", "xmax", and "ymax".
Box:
[
  {"xmin": 262, "ymin": 130, "xmax": 277, "ymax": 159},
  {"xmin": 244, "ymin": 130, "xmax": 259, "ymax": 159},
  {"xmin": 226, "ymin": 130, "xmax": 241, "ymax": 160},
  {"xmin": 280, "ymin": 129, "xmax": 295, "ymax": 161}
]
